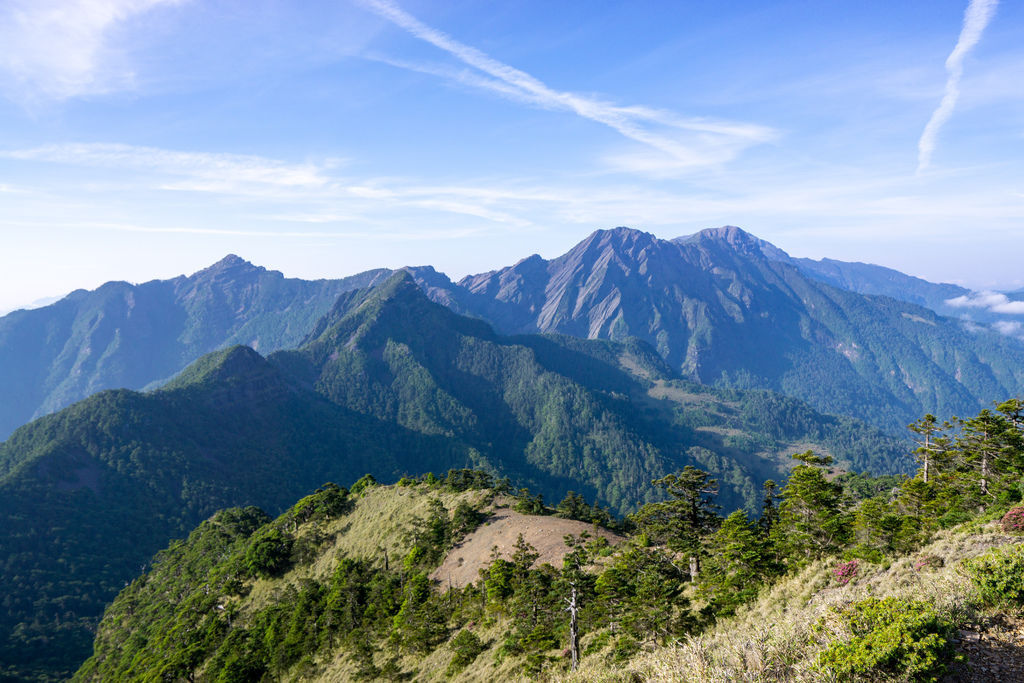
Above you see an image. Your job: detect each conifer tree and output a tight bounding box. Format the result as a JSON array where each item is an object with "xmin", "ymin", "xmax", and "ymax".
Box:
[
  {"xmin": 556, "ymin": 491, "xmax": 590, "ymax": 521},
  {"xmin": 631, "ymin": 466, "xmax": 720, "ymax": 581},
  {"xmin": 698, "ymin": 510, "xmax": 775, "ymax": 616},
  {"xmin": 954, "ymin": 410, "xmax": 1011, "ymax": 507},
  {"xmin": 758, "ymin": 479, "xmax": 781, "ymax": 536},
  {"xmin": 907, "ymin": 414, "xmax": 950, "ymax": 484},
  {"xmin": 772, "ymin": 451, "xmax": 851, "ymax": 566}
]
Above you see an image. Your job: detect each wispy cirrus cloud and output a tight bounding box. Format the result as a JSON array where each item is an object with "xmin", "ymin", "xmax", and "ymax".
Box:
[
  {"xmin": 0, "ymin": 142, "xmax": 535, "ymax": 228},
  {"xmin": 5, "ymin": 140, "xmax": 1022, "ymax": 251},
  {"xmin": 0, "ymin": 0, "xmax": 186, "ymax": 100},
  {"xmin": 917, "ymin": 0, "xmax": 999, "ymax": 172},
  {"xmin": 357, "ymin": 0, "xmax": 776, "ymax": 173},
  {"xmin": 0, "ymin": 219, "xmax": 482, "ymax": 242},
  {"xmin": 2, "ymin": 143, "xmax": 335, "ymax": 190}
]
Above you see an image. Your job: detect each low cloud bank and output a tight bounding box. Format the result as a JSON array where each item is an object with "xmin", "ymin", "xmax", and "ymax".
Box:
[{"xmin": 946, "ymin": 291, "xmax": 1024, "ymax": 315}]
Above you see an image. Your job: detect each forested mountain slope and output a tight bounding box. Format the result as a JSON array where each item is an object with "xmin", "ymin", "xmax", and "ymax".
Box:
[
  {"xmin": 0, "ymin": 255, "xmax": 390, "ymax": 439},
  {"xmin": 0, "ymin": 272, "xmax": 905, "ymax": 681},
  {"xmin": 669, "ymin": 225, "xmax": 973, "ymax": 313},
  {"xmin": 75, "ymin": 398, "xmax": 1024, "ymax": 683},
  {"xmin": 439, "ymin": 226, "xmax": 1024, "ymax": 432},
  {"xmin": 788, "ymin": 256, "xmax": 969, "ymax": 313},
  {"xmin": 0, "ymin": 345, "xmax": 457, "ymax": 681}
]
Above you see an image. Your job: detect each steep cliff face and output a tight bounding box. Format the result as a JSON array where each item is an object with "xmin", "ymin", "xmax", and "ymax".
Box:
[{"xmin": 438, "ymin": 227, "xmax": 1024, "ymax": 432}]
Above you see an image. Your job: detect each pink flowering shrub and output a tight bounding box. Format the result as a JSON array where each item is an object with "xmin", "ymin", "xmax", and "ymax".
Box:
[
  {"xmin": 833, "ymin": 559, "xmax": 859, "ymax": 586},
  {"xmin": 913, "ymin": 555, "xmax": 944, "ymax": 572},
  {"xmin": 1000, "ymin": 506, "xmax": 1024, "ymax": 534}
]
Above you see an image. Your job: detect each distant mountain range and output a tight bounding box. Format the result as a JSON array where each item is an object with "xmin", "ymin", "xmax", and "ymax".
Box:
[
  {"xmin": 0, "ymin": 257, "xmax": 390, "ymax": 439},
  {"xmin": 0, "ymin": 272, "xmax": 905, "ymax": 680},
  {"xmin": 2, "ymin": 226, "xmax": 1022, "ymax": 443},
  {"xmin": 419, "ymin": 227, "xmax": 1024, "ymax": 433}
]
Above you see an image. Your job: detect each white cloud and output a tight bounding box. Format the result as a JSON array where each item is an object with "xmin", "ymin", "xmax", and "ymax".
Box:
[
  {"xmin": 946, "ymin": 290, "xmax": 1024, "ymax": 314},
  {"xmin": 917, "ymin": 0, "xmax": 998, "ymax": 172},
  {"xmin": 0, "ymin": 218, "xmax": 484, "ymax": 243},
  {"xmin": 357, "ymin": 0, "xmax": 777, "ymax": 173},
  {"xmin": 946, "ymin": 291, "xmax": 1005, "ymax": 308},
  {"xmin": 993, "ymin": 300, "xmax": 1024, "ymax": 314},
  {"xmin": 993, "ymin": 320, "xmax": 1023, "ymax": 335},
  {"xmin": 4, "ymin": 139, "xmax": 1022, "ymax": 253},
  {"xmin": 0, "ymin": 0, "xmax": 186, "ymax": 100},
  {"xmin": 992, "ymin": 321, "xmax": 1024, "ymax": 340},
  {"xmin": 0, "ymin": 142, "xmax": 538, "ymax": 228}
]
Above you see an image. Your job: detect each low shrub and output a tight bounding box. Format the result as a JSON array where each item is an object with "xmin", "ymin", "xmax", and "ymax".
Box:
[
  {"xmin": 913, "ymin": 554, "xmax": 944, "ymax": 572},
  {"xmin": 832, "ymin": 559, "xmax": 859, "ymax": 586},
  {"xmin": 815, "ymin": 597, "xmax": 961, "ymax": 682},
  {"xmin": 446, "ymin": 629, "xmax": 485, "ymax": 676},
  {"xmin": 962, "ymin": 544, "xmax": 1024, "ymax": 608},
  {"xmin": 243, "ymin": 527, "xmax": 293, "ymax": 578},
  {"xmin": 350, "ymin": 474, "xmax": 378, "ymax": 496},
  {"xmin": 610, "ymin": 635, "xmax": 640, "ymax": 663},
  {"xmin": 1001, "ymin": 507, "xmax": 1024, "ymax": 534}
]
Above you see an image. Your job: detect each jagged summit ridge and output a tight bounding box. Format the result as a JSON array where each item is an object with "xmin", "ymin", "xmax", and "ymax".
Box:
[
  {"xmin": 675, "ymin": 225, "xmax": 792, "ymax": 262},
  {"xmin": 189, "ymin": 253, "xmax": 265, "ymax": 279},
  {"xmin": 432, "ymin": 225, "xmax": 1024, "ymax": 433}
]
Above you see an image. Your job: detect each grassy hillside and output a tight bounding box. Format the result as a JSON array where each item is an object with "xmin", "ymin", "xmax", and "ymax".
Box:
[
  {"xmin": 76, "ymin": 409, "xmax": 1024, "ymax": 682},
  {"xmin": 75, "ymin": 478, "xmax": 600, "ymax": 682},
  {"xmin": 561, "ymin": 525, "xmax": 1024, "ymax": 682}
]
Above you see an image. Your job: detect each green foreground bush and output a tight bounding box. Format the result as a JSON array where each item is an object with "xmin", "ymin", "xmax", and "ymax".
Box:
[
  {"xmin": 816, "ymin": 597, "xmax": 961, "ymax": 682},
  {"xmin": 963, "ymin": 543, "xmax": 1024, "ymax": 609}
]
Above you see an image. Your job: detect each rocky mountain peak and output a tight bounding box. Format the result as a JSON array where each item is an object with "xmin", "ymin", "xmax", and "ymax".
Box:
[
  {"xmin": 193, "ymin": 254, "xmax": 265, "ymax": 280},
  {"xmin": 676, "ymin": 225, "xmax": 791, "ymax": 262}
]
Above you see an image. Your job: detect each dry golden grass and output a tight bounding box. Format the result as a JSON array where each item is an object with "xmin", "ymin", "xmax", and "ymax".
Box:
[
  {"xmin": 240, "ymin": 484, "xmax": 489, "ymax": 619},
  {"xmin": 558, "ymin": 523, "xmax": 1024, "ymax": 683}
]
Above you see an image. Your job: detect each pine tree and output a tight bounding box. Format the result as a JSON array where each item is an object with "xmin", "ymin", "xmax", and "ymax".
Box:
[
  {"xmin": 772, "ymin": 451, "xmax": 851, "ymax": 566},
  {"xmin": 698, "ymin": 510, "xmax": 775, "ymax": 616},
  {"xmin": 556, "ymin": 491, "xmax": 591, "ymax": 521},
  {"xmin": 630, "ymin": 466, "xmax": 720, "ymax": 581},
  {"xmin": 907, "ymin": 414, "xmax": 950, "ymax": 484},
  {"xmin": 758, "ymin": 479, "xmax": 781, "ymax": 536},
  {"xmin": 954, "ymin": 410, "xmax": 1012, "ymax": 508},
  {"xmin": 561, "ymin": 533, "xmax": 593, "ymax": 671}
]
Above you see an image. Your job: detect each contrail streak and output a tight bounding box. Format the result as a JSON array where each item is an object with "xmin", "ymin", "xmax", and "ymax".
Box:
[
  {"xmin": 917, "ymin": 0, "xmax": 998, "ymax": 173},
  {"xmin": 357, "ymin": 0, "xmax": 775, "ymax": 170}
]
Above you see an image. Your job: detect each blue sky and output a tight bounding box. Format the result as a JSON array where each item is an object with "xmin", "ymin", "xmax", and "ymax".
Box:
[{"xmin": 1, "ymin": 0, "xmax": 1022, "ymax": 313}]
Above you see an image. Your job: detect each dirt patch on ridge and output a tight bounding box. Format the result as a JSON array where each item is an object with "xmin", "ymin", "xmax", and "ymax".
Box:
[{"xmin": 431, "ymin": 507, "xmax": 624, "ymax": 589}]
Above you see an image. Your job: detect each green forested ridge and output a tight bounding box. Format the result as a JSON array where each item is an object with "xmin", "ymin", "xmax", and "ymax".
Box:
[
  {"xmin": 0, "ymin": 272, "xmax": 908, "ymax": 681},
  {"xmin": 0, "ymin": 255, "xmax": 391, "ymax": 439},
  {"xmin": 76, "ymin": 398, "xmax": 1024, "ymax": 681},
  {"xmin": 446, "ymin": 227, "xmax": 1024, "ymax": 433},
  {"xmin": 0, "ymin": 344, "xmax": 466, "ymax": 681}
]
